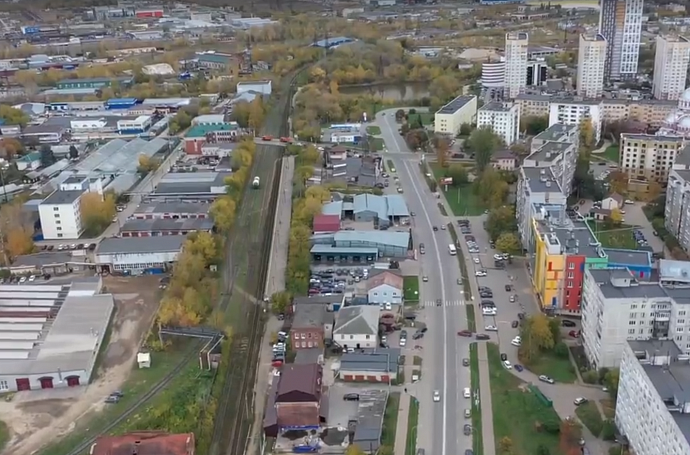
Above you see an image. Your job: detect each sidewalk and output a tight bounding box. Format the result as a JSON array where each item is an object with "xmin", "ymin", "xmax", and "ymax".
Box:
[{"xmin": 393, "ymin": 354, "xmax": 414, "ymax": 455}]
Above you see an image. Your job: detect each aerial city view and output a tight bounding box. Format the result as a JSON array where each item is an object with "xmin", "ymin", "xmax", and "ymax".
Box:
[{"xmin": 0, "ymin": 0, "xmax": 689, "ymax": 454}]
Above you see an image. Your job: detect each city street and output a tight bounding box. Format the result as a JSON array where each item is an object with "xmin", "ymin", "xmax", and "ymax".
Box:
[{"xmin": 375, "ymin": 109, "xmax": 472, "ymax": 455}]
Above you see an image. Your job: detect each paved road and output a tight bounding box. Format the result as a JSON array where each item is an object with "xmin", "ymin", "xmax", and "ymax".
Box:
[{"xmin": 375, "ymin": 110, "xmax": 472, "ymax": 455}]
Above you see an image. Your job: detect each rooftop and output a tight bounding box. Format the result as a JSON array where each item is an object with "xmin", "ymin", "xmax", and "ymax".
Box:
[
  {"xmin": 588, "ymin": 268, "xmax": 670, "ymax": 300},
  {"xmin": 621, "ymin": 133, "xmax": 684, "ymax": 143},
  {"xmin": 293, "ymin": 304, "xmax": 331, "ymax": 328},
  {"xmin": 92, "ymin": 432, "xmax": 195, "ymax": 455},
  {"xmin": 507, "ymin": 31, "xmax": 528, "ymax": 40},
  {"xmin": 582, "ymin": 33, "xmax": 606, "ymax": 41},
  {"xmin": 120, "ymin": 218, "xmax": 214, "ymax": 233},
  {"xmin": 341, "ymin": 348, "xmax": 401, "ymax": 373},
  {"xmin": 436, "ymin": 95, "xmax": 476, "ymax": 115},
  {"xmin": 154, "ymin": 172, "xmax": 230, "ymax": 195},
  {"xmin": 522, "ymin": 167, "xmax": 563, "ymax": 193},
  {"xmin": 604, "ymin": 248, "xmax": 652, "ymax": 267},
  {"xmin": 527, "ymin": 141, "xmax": 573, "ymax": 163},
  {"xmin": 334, "ymin": 306, "xmax": 379, "ymax": 336},
  {"xmin": 334, "ymin": 230, "xmax": 410, "ymax": 249},
  {"xmin": 353, "ymin": 194, "xmax": 409, "ymax": 219},
  {"xmin": 58, "ymin": 77, "xmax": 132, "ymax": 85},
  {"xmin": 13, "ymin": 252, "xmax": 74, "ymax": 267},
  {"xmin": 536, "ymin": 217, "xmax": 602, "ymax": 258},
  {"xmin": 40, "ymin": 189, "xmax": 83, "ymax": 205},
  {"xmin": 311, "ymin": 245, "xmax": 379, "ymax": 255},
  {"xmin": 95, "ymin": 236, "xmax": 186, "ymax": 255},
  {"xmin": 277, "ymin": 363, "xmax": 322, "ymax": 398},
  {"xmin": 134, "ymin": 201, "xmax": 212, "ymax": 215},
  {"xmin": 534, "ymin": 123, "xmax": 578, "ymax": 142},
  {"xmin": 185, "ymin": 123, "xmax": 238, "ymax": 138},
  {"xmin": 351, "ymin": 389, "xmax": 389, "ymax": 453},
  {"xmin": 479, "ymin": 101, "xmax": 516, "ymax": 112},
  {"xmin": 659, "ymin": 259, "xmax": 690, "ymax": 282},
  {"xmin": 74, "ymin": 138, "xmax": 168, "ymax": 176}
]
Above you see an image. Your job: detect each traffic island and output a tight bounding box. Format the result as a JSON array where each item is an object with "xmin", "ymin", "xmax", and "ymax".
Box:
[
  {"xmin": 469, "ymin": 343, "xmax": 483, "ymax": 455},
  {"xmin": 404, "ymin": 397, "xmax": 420, "ymax": 455}
]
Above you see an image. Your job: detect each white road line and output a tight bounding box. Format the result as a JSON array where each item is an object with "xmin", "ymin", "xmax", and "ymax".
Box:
[{"xmin": 401, "ymin": 157, "xmax": 449, "ymax": 455}]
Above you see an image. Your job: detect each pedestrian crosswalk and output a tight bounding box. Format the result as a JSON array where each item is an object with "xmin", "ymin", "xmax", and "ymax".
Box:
[{"xmin": 420, "ymin": 300, "xmax": 466, "ymax": 308}]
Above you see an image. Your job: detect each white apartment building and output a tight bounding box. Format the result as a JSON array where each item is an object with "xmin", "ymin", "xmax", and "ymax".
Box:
[
  {"xmin": 665, "ymin": 146, "xmax": 690, "ymax": 251},
  {"xmin": 504, "ymin": 32, "xmax": 528, "ymax": 99},
  {"xmin": 617, "ymin": 339, "xmax": 690, "ymax": 455},
  {"xmin": 577, "ymin": 33, "xmax": 607, "ymax": 98},
  {"xmin": 523, "ymin": 141, "xmax": 578, "ymax": 193},
  {"xmin": 38, "ymin": 176, "xmax": 104, "ymax": 240},
  {"xmin": 548, "ymin": 99, "xmax": 603, "ymax": 143},
  {"xmin": 516, "ymin": 167, "xmax": 567, "ymax": 249},
  {"xmin": 481, "ymin": 60, "xmax": 505, "ymax": 89},
  {"xmin": 581, "ymin": 268, "xmax": 678, "ymax": 369},
  {"xmin": 599, "ymin": 0, "xmax": 644, "ymax": 80},
  {"xmin": 653, "ymin": 36, "xmax": 690, "ymax": 101},
  {"xmin": 620, "ymin": 133, "xmax": 686, "ymax": 184},
  {"xmin": 476, "ymin": 101, "xmax": 520, "ymax": 146},
  {"xmin": 433, "ymin": 95, "xmax": 478, "ymax": 136}
]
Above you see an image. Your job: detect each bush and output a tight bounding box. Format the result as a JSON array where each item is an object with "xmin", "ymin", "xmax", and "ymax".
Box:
[
  {"xmin": 601, "ymin": 419, "xmax": 617, "ymax": 441},
  {"xmin": 554, "ymin": 342, "xmax": 570, "ymax": 359},
  {"xmin": 582, "ymin": 370, "xmax": 599, "ymax": 384}
]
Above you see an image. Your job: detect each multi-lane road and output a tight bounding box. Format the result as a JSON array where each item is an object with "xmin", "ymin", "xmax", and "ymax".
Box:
[{"xmin": 376, "ymin": 110, "xmax": 473, "ymax": 455}]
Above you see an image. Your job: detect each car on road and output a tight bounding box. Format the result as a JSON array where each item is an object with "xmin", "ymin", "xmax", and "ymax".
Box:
[
  {"xmin": 502, "ymin": 360, "xmax": 512, "ymax": 369},
  {"xmin": 28, "ymin": 275, "xmax": 35, "ymax": 282},
  {"xmin": 19, "ymin": 276, "xmax": 26, "ymax": 283},
  {"xmin": 465, "ymin": 235, "xmax": 475, "ymax": 241},
  {"xmin": 574, "ymin": 397, "xmax": 588, "ymax": 406},
  {"xmin": 433, "ymin": 390, "xmax": 441, "ymax": 402},
  {"xmin": 500, "ymin": 353, "xmax": 507, "ymax": 361},
  {"xmin": 482, "ymin": 307, "xmax": 496, "ymax": 316},
  {"xmin": 562, "ymin": 319, "xmax": 577, "ymax": 327},
  {"xmin": 457, "ymin": 278, "xmax": 462, "ymax": 285},
  {"xmin": 493, "ymin": 254, "xmax": 504, "ymax": 261},
  {"xmin": 509, "ymin": 295, "xmax": 516, "ymax": 303},
  {"xmin": 517, "ymin": 312, "xmax": 525, "ymax": 320},
  {"xmin": 463, "ymin": 387, "xmax": 471, "ymax": 398},
  {"xmin": 464, "ymin": 409, "xmax": 471, "ymax": 418},
  {"xmin": 475, "ymin": 333, "xmax": 490, "ymax": 340},
  {"xmin": 399, "ymin": 338, "xmax": 407, "ymax": 347},
  {"xmin": 504, "ymin": 284, "xmax": 512, "ymax": 291},
  {"xmin": 514, "ymin": 364, "xmax": 524, "ymax": 372},
  {"xmin": 343, "ymin": 393, "xmax": 360, "ymax": 401},
  {"xmin": 475, "ymin": 270, "xmax": 487, "ymax": 277},
  {"xmin": 104, "ymin": 395, "xmax": 120, "ymax": 404},
  {"xmin": 413, "ymin": 331, "xmax": 424, "ymax": 340},
  {"xmin": 436, "ymin": 299, "xmax": 442, "ymax": 306},
  {"xmin": 462, "ymin": 358, "xmax": 470, "ymax": 366},
  {"xmin": 422, "ymin": 276, "xmax": 428, "ymax": 282},
  {"xmin": 465, "ymin": 451, "xmax": 473, "ymax": 455},
  {"xmin": 463, "ymin": 424, "xmax": 472, "ymax": 436},
  {"xmin": 473, "ymin": 257, "xmax": 480, "ymax": 264},
  {"xmin": 457, "ymin": 330, "xmax": 473, "ymax": 337},
  {"xmin": 485, "ymin": 325, "xmax": 498, "ymax": 331},
  {"xmin": 441, "ymin": 224, "xmax": 446, "ymax": 230},
  {"xmin": 511, "ymin": 336, "xmax": 521, "ymax": 347},
  {"xmin": 539, "ymin": 375, "xmax": 555, "ymax": 384},
  {"xmin": 433, "ymin": 226, "xmax": 438, "ymax": 231},
  {"xmin": 511, "ymin": 320, "xmax": 519, "ymax": 328}
]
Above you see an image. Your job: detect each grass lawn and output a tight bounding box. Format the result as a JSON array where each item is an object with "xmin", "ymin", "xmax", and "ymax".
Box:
[
  {"xmin": 429, "ymin": 162, "xmax": 486, "ymax": 216},
  {"xmin": 525, "ymin": 351, "xmax": 578, "ymax": 383},
  {"xmin": 438, "ymin": 203, "xmax": 448, "ymax": 216},
  {"xmin": 466, "ymin": 305, "xmax": 476, "ymax": 332},
  {"xmin": 403, "ymin": 276, "xmax": 420, "ymax": 303},
  {"xmin": 366, "ymin": 125, "xmax": 382, "ymax": 135},
  {"xmin": 487, "ymin": 344, "xmax": 561, "ymax": 455},
  {"xmin": 600, "ymin": 145, "xmax": 620, "ymax": 163},
  {"xmin": 600, "ymin": 399, "xmax": 616, "ymax": 419},
  {"xmin": 371, "ymin": 137, "xmax": 385, "ymax": 151},
  {"xmin": 0, "ymin": 420, "xmax": 7, "ymax": 453},
  {"xmin": 38, "ymin": 347, "xmax": 191, "ymax": 455},
  {"xmin": 469, "ymin": 343, "xmax": 483, "ymax": 455},
  {"xmin": 381, "ymin": 392, "xmax": 400, "ymax": 447},
  {"xmin": 586, "ymin": 221, "xmax": 638, "ymax": 249},
  {"xmin": 407, "ymin": 112, "xmax": 434, "ymax": 126},
  {"xmin": 575, "ymin": 401, "xmax": 604, "ymax": 437},
  {"xmin": 405, "ymin": 397, "xmax": 420, "ymax": 455}
]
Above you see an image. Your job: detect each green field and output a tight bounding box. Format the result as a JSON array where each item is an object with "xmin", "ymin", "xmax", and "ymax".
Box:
[
  {"xmin": 381, "ymin": 392, "xmax": 400, "ymax": 448},
  {"xmin": 586, "ymin": 221, "xmax": 638, "ymax": 249},
  {"xmin": 600, "ymin": 145, "xmax": 620, "ymax": 163},
  {"xmin": 0, "ymin": 420, "xmax": 7, "ymax": 454},
  {"xmin": 407, "ymin": 112, "xmax": 434, "ymax": 126},
  {"xmin": 403, "ymin": 276, "xmax": 420, "ymax": 304},
  {"xmin": 430, "ymin": 162, "xmax": 485, "ymax": 216},
  {"xmin": 466, "ymin": 304, "xmax": 476, "ymax": 332},
  {"xmin": 575, "ymin": 401, "xmax": 604, "ymax": 437},
  {"xmin": 526, "ymin": 351, "xmax": 578, "ymax": 383},
  {"xmin": 366, "ymin": 125, "xmax": 382, "ymax": 135},
  {"xmin": 469, "ymin": 343, "xmax": 483, "ymax": 455},
  {"xmin": 405, "ymin": 398, "xmax": 420, "ymax": 455},
  {"xmin": 487, "ymin": 344, "xmax": 561, "ymax": 455}
]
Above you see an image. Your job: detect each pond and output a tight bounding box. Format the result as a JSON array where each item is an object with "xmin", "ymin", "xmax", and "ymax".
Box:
[{"xmin": 338, "ymin": 82, "xmax": 431, "ymax": 101}]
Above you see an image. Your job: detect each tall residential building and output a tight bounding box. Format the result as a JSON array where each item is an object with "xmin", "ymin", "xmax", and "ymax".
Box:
[
  {"xmin": 577, "ymin": 34, "xmax": 607, "ymax": 98},
  {"xmin": 599, "ymin": 0, "xmax": 644, "ymax": 80},
  {"xmin": 664, "ymin": 144, "xmax": 690, "ymax": 251},
  {"xmin": 548, "ymin": 99, "xmax": 604, "ymax": 143},
  {"xmin": 476, "ymin": 102, "xmax": 520, "ymax": 146},
  {"xmin": 504, "ymin": 32, "xmax": 528, "ymax": 99},
  {"xmin": 617, "ymin": 339, "xmax": 690, "ymax": 455},
  {"xmin": 653, "ymin": 36, "xmax": 690, "ymax": 101},
  {"xmin": 619, "ymin": 134, "xmax": 686, "ymax": 186},
  {"xmin": 481, "ymin": 59, "xmax": 505, "ymax": 89}
]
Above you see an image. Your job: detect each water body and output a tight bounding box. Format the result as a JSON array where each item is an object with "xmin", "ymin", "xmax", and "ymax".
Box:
[{"xmin": 339, "ymin": 82, "xmax": 431, "ymax": 101}]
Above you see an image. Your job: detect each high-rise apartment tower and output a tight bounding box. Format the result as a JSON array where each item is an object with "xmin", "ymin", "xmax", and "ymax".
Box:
[
  {"xmin": 598, "ymin": 0, "xmax": 644, "ymax": 80},
  {"xmin": 504, "ymin": 32, "xmax": 528, "ymax": 99}
]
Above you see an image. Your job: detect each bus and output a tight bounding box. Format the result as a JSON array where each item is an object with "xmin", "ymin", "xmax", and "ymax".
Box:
[{"xmin": 448, "ymin": 244, "xmax": 457, "ymax": 256}]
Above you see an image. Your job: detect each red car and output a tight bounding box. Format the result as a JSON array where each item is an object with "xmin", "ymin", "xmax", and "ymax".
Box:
[
  {"xmin": 569, "ymin": 330, "xmax": 580, "ymax": 338},
  {"xmin": 457, "ymin": 330, "xmax": 473, "ymax": 337}
]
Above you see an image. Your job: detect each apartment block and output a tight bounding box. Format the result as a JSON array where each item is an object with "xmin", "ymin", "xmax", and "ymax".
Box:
[
  {"xmin": 433, "ymin": 95, "xmax": 478, "ymax": 136},
  {"xmin": 516, "ymin": 167, "xmax": 567, "ymax": 250},
  {"xmin": 476, "ymin": 101, "xmax": 520, "ymax": 146},
  {"xmin": 665, "ymin": 145, "xmax": 690, "ymax": 251},
  {"xmin": 524, "ymin": 141, "xmax": 578, "ymax": 193},
  {"xmin": 504, "ymin": 32, "xmax": 528, "ymax": 99},
  {"xmin": 619, "ymin": 133, "xmax": 685, "ymax": 186},
  {"xmin": 577, "ymin": 33, "xmax": 607, "ymax": 98},
  {"xmin": 549, "ymin": 99, "xmax": 603, "ymax": 143},
  {"xmin": 599, "ymin": 0, "xmax": 644, "ymax": 80},
  {"xmin": 617, "ymin": 339, "xmax": 690, "ymax": 455},
  {"xmin": 653, "ymin": 35, "xmax": 690, "ymax": 101}
]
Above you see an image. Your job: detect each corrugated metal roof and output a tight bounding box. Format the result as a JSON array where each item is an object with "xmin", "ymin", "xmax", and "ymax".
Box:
[
  {"xmin": 335, "ymin": 230, "xmax": 410, "ymax": 249},
  {"xmin": 310, "ymin": 245, "xmax": 378, "ymax": 255},
  {"xmin": 96, "ymin": 236, "xmax": 186, "ymax": 255},
  {"xmin": 321, "ymin": 201, "xmax": 343, "ymax": 217}
]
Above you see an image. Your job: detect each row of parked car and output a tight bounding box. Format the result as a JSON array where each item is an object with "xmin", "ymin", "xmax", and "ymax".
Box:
[
  {"xmin": 41, "ymin": 243, "xmax": 97, "ymax": 252},
  {"xmin": 272, "ymin": 331, "xmax": 289, "ymax": 365}
]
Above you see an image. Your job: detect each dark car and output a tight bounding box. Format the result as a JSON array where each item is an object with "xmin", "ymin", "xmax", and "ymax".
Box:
[
  {"xmin": 463, "ymin": 424, "xmax": 472, "ymax": 436},
  {"xmin": 500, "ymin": 353, "xmax": 507, "ymax": 361},
  {"xmin": 413, "ymin": 331, "xmax": 424, "ymax": 340},
  {"xmin": 504, "ymin": 284, "xmax": 512, "ymax": 291},
  {"xmin": 562, "ymin": 320, "xmax": 577, "ymax": 327},
  {"xmin": 104, "ymin": 395, "xmax": 120, "ymax": 404},
  {"xmin": 517, "ymin": 312, "xmax": 525, "ymax": 320},
  {"xmin": 110, "ymin": 390, "xmax": 124, "ymax": 398},
  {"xmin": 436, "ymin": 299, "xmax": 442, "ymax": 306},
  {"xmin": 433, "ymin": 226, "xmax": 439, "ymax": 231},
  {"xmin": 465, "ymin": 450, "xmax": 474, "ymax": 455},
  {"xmin": 458, "ymin": 330, "xmax": 473, "ymax": 337},
  {"xmin": 475, "ymin": 333, "xmax": 490, "ymax": 340},
  {"xmin": 511, "ymin": 320, "xmax": 519, "ymax": 328},
  {"xmin": 343, "ymin": 393, "xmax": 360, "ymax": 401}
]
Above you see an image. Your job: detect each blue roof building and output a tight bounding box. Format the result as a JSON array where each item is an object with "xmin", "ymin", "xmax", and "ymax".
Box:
[{"xmin": 105, "ymin": 98, "xmax": 139, "ymax": 109}]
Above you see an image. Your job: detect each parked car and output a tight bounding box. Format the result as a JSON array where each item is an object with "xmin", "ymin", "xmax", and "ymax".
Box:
[
  {"xmin": 462, "ymin": 358, "xmax": 470, "ymax": 366},
  {"xmin": 457, "ymin": 330, "xmax": 473, "ymax": 337},
  {"xmin": 539, "ymin": 375, "xmax": 555, "ymax": 384},
  {"xmin": 511, "ymin": 320, "xmax": 519, "ymax": 328},
  {"xmin": 562, "ymin": 320, "xmax": 577, "ymax": 327},
  {"xmin": 475, "ymin": 333, "xmax": 490, "ymax": 340},
  {"xmin": 463, "ymin": 424, "xmax": 472, "ymax": 436},
  {"xmin": 343, "ymin": 393, "xmax": 360, "ymax": 401},
  {"xmin": 574, "ymin": 397, "xmax": 588, "ymax": 406}
]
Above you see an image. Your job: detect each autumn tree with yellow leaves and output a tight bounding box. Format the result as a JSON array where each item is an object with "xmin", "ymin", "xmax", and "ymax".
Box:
[
  {"xmin": 210, "ymin": 140, "xmax": 256, "ymax": 234},
  {"xmin": 80, "ymin": 192, "xmax": 117, "ymax": 237},
  {"xmin": 0, "ymin": 200, "xmax": 35, "ymax": 265}
]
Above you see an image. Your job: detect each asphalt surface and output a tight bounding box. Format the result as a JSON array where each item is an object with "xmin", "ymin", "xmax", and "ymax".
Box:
[{"xmin": 375, "ymin": 110, "xmax": 472, "ymax": 455}]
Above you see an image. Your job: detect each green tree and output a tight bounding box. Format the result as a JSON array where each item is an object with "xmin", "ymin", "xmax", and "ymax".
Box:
[
  {"xmin": 601, "ymin": 419, "xmax": 617, "ymax": 441},
  {"xmin": 394, "ymin": 109, "xmax": 405, "ymax": 121},
  {"xmin": 210, "ymin": 196, "xmax": 237, "ymax": 232},
  {"xmin": 475, "ymin": 168, "xmax": 508, "ymax": 209},
  {"xmin": 466, "ymin": 126, "xmax": 501, "ymax": 171},
  {"xmin": 485, "ymin": 206, "xmax": 516, "ymax": 241},
  {"xmin": 459, "ymin": 123, "xmax": 473, "ymax": 136},
  {"xmin": 603, "ymin": 368, "xmax": 620, "ymax": 399},
  {"xmin": 39, "ymin": 144, "xmax": 56, "ymax": 167},
  {"xmin": 520, "ymin": 314, "xmax": 555, "ymax": 364},
  {"xmin": 579, "ymin": 118, "xmax": 595, "ymax": 150},
  {"xmin": 0, "ymin": 105, "xmax": 29, "ymax": 126},
  {"xmin": 270, "ymin": 291, "xmax": 292, "ymax": 314},
  {"xmin": 521, "ymin": 115, "xmax": 549, "ymax": 135},
  {"xmin": 445, "ymin": 164, "xmax": 468, "ymax": 186},
  {"xmin": 495, "ymin": 232, "xmax": 521, "ymax": 254}
]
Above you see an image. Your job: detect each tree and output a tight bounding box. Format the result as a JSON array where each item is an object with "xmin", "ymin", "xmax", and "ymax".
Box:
[
  {"xmin": 603, "ymin": 368, "xmax": 620, "ymax": 399},
  {"xmin": 579, "ymin": 118, "xmax": 595, "ymax": 150},
  {"xmin": 345, "ymin": 444, "xmax": 366, "ymax": 455},
  {"xmin": 498, "ymin": 436, "xmax": 514, "ymax": 455},
  {"xmin": 521, "ymin": 115, "xmax": 549, "ymax": 135},
  {"xmin": 601, "ymin": 419, "xmax": 617, "ymax": 441},
  {"xmin": 459, "ymin": 123, "xmax": 473, "ymax": 136},
  {"xmin": 0, "ymin": 105, "xmax": 29, "ymax": 126},
  {"xmin": 68, "ymin": 145, "xmax": 79, "ymax": 159},
  {"xmin": 0, "ymin": 138, "xmax": 23, "ymax": 159},
  {"xmin": 608, "ymin": 171, "xmax": 628, "ymax": 195},
  {"xmin": 270, "ymin": 291, "xmax": 292, "ymax": 314},
  {"xmin": 475, "ymin": 168, "xmax": 508, "ymax": 209},
  {"xmin": 495, "ymin": 232, "xmax": 521, "ymax": 254},
  {"xmin": 485, "ymin": 206, "xmax": 516, "ymax": 241},
  {"xmin": 609, "ymin": 208, "xmax": 623, "ymax": 226},
  {"xmin": 39, "ymin": 144, "xmax": 56, "ymax": 167},
  {"xmin": 445, "ymin": 164, "xmax": 468, "ymax": 186},
  {"xmin": 436, "ymin": 138, "xmax": 449, "ymax": 167},
  {"xmin": 0, "ymin": 201, "xmax": 34, "ymax": 263},
  {"xmin": 394, "ymin": 109, "xmax": 405, "ymax": 121},
  {"xmin": 536, "ymin": 445, "xmax": 551, "ymax": 455},
  {"xmin": 466, "ymin": 127, "xmax": 501, "ymax": 172},
  {"xmin": 210, "ymin": 196, "xmax": 237, "ymax": 232},
  {"xmin": 248, "ymin": 97, "xmax": 266, "ymax": 132},
  {"xmin": 137, "ymin": 154, "xmax": 158, "ymax": 174},
  {"xmin": 80, "ymin": 192, "xmax": 116, "ymax": 237},
  {"xmin": 520, "ymin": 314, "xmax": 555, "ymax": 364},
  {"xmin": 231, "ymin": 100, "xmax": 251, "ymax": 127}
]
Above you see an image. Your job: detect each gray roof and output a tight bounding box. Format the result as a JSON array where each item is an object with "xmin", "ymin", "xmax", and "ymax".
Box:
[
  {"xmin": 135, "ymin": 201, "xmax": 213, "ymax": 216},
  {"xmin": 674, "ymin": 144, "xmax": 690, "ymax": 167},
  {"xmin": 659, "ymin": 259, "xmax": 690, "ymax": 282},
  {"xmin": 293, "ymin": 304, "xmax": 331, "ymax": 328},
  {"xmin": 120, "ymin": 218, "xmax": 214, "ymax": 233},
  {"xmin": 322, "ymin": 201, "xmax": 343, "ymax": 216},
  {"xmin": 527, "ymin": 141, "xmax": 573, "ymax": 162},
  {"xmin": 521, "ymin": 167, "xmax": 563, "ymax": 193},
  {"xmin": 536, "ymin": 217, "xmax": 601, "ymax": 258},
  {"xmin": 95, "ymin": 236, "xmax": 186, "ymax": 255},
  {"xmin": 604, "ymin": 248, "xmax": 651, "ymax": 267},
  {"xmin": 13, "ymin": 252, "xmax": 74, "ymax": 267},
  {"xmin": 40, "ymin": 189, "xmax": 83, "ymax": 205},
  {"xmin": 352, "ymin": 389, "xmax": 389, "ymax": 453},
  {"xmin": 75, "ymin": 138, "xmax": 168, "ymax": 175},
  {"xmin": 294, "ymin": 348, "xmax": 323, "ymax": 365},
  {"xmin": 437, "ymin": 95, "xmax": 475, "ymax": 114},
  {"xmin": 352, "ymin": 194, "xmax": 409, "ymax": 219},
  {"xmin": 335, "ymin": 230, "xmax": 410, "ymax": 249},
  {"xmin": 479, "ymin": 101, "xmax": 515, "ymax": 112},
  {"xmin": 334, "ymin": 306, "xmax": 379, "ymax": 336},
  {"xmin": 154, "ymin": 172, "xmax": 230, "ymax": 195},
  {"xmin": 292, "ymin": 295, "xmax": 345, "ymax": 306},
  {"xmin": 340, "ymin": 348, "xmax": 401, "ymax": 373},
  {"xmin": 588, "ymin": 268, "xmax": 669, "ymax": 299}
]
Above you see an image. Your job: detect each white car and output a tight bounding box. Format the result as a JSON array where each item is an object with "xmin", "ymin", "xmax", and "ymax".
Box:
[
  {"xmin": 464, "ymin": 409, "xmax": 471, "ymax": 418},
  {"xmin": 473, "ymin": 257, "xmax": 480, "ymax": 264},
  {"xmin": 625, "ymin": 199, "xmax": 634, "ymax": 205},
  {"xmin": 422, "ymin": 276, "xmax": 428, "ymax": 282},
  {"xmin": 475, "ymin": 270, "xmax": 487, "ymax": 277},
  {"xmin": 493, "ymin": 254, "xmax": 503, "ymax": 260},
  {"xmin": 399, "ymin": 338, "xmax": 407, "ymax": 347},
  {"xmin": 502, "ymin": 360, "xmax": 512, "ymax": 369},
  {"xmin": 463, "ymin": 387, "xmax": 471, "ymax": 398},
  {"xmin": 433, "ymin": 390, "xmax": 441, "ymax": 402},
  {"xmin": 28, "ymin": 275, "xmax": 35, "ymax": 282},
  {"xmin": 385, "ymin": 302, "xmax": 392, "ymax": 310},
  {"xmin": 482, "ymin": 308, "xmax": 497, "ymax": 316},
  {"xmin": 485, "ymin": 325, "xmax": 498, "ymax": 331},
  {"xmin": 511, "ymin": 336, "xmax": 521, "ymax": 347},
  {"xmin": 539, "ymin": 375, "xmax": 555, "ymax": 384},
  {"xmin": 574, "ymin": 397, "xmax": 587, "ymax": 406},
  {"xmin": 441, "ymin": 225, "xmax": 446, "ymax": 230},
  {"xmin": 19, "ymin": 276, "xmax": 26, "ymax": 283}
]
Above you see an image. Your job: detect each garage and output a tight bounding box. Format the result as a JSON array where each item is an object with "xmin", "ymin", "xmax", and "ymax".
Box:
[
  {"xmin": 66, "ymin": 376, "xmax": 80, "ymax": 387},
  {"xmin": 15, "ymin": 378, "xmax": 30, "ymax": 391},
  {"xmin": 39, "ymin": 377, "xmax": 53, "ymax": 389}
]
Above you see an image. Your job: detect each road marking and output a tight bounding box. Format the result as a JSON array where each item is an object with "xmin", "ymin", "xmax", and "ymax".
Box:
[
  {"xmin": 421, "ymin": 300, "xmax": 466, "ymax": 307},
  {"xmin": 401, "ymin": 157, "xmax": 449, "ymax": 455}
]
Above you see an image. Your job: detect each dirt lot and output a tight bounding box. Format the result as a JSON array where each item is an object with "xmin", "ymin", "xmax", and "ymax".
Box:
[{"xmin": 0, "ymin": 276, "xmax": 162, "ymax": 455}]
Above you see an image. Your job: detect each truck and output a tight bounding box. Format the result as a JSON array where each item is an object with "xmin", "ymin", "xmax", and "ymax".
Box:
[{"xmin": 252, "ymin": 176, "xmax": 260, "ymax": 188}]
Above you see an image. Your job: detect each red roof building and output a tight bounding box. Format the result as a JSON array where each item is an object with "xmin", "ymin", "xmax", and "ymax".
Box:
[
  {"xmin": 91, "ymin": 432, "xmax": 195, "ymax": 455},
  {"xmin": 313, "ymin": 214, "xmax": 340, "ymax": 233}
]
